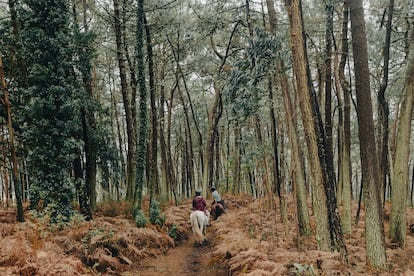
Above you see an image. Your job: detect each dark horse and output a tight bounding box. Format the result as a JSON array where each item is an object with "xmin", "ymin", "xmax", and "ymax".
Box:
[{"xmin": 210, "ymin": 201, "xmax": 225, "ymax": 220}]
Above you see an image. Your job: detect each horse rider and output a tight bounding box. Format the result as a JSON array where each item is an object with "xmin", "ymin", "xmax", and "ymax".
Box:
[
  {"xmin": 211, "ymin": 186, "xmax": 226, "ymax": 214},
  {"xmin": 192, "ymin": 190, "xmax": 208, "ymax": 215}
]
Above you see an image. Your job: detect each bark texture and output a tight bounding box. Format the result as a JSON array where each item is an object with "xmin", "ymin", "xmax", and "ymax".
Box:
[{"xmin": 349, "ymin": 0, "xmax": 387, "ymax": 268}]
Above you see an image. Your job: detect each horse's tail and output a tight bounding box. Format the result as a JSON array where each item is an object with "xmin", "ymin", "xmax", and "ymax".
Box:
[{"xmin": 190, "ymin": 211, "xmax": 204, "ymax": 242}]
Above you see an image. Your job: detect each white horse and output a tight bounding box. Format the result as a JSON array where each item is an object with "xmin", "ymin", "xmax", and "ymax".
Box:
[{"xmin": 190, "ymin": 210, "xmax": 210, "ymax": 245}]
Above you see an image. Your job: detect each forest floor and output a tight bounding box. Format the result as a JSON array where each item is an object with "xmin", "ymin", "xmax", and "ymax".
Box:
[{"xmin": 1, "ymin": 194, "xmax": 414, "ymax": 275}]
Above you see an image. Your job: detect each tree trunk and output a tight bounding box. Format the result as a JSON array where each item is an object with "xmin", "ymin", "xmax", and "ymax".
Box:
[
  {"xmin": 73, "ymin": 154, "xmax": 92, "ymax": 220},
  {"xmin": 338, "ymin": 0, "xmax": 352, "ymax": 236},
  {"xmin": 113, "ymin": 0, "xmax": 137, "ymax": 202},
  {"xmin": 202, "ymin": 21, "xmax": 240, "ymax": 198},
  {"xmin": 0, "ymin": 53, "xmax": 24, "ymax": 222},
  {"xmin": 389, "ymin": 24, "xmax": 414, "ymax": 248},
  {"xmin": 202, "ymin": 86, "xmax": 222, "ymax": 197},
  {"xmin": 349, "ymin": 0, "xmax": 387, "ymax": 268},
  {"xmin": 286, "ymin": 0, "xmax": 347, "ymax": 260},
  {"xmin": 158, "ymin": 58, "xmax": 174, "ymax": 201},
  {"xmin": 71, "ymin": 0, "xmax": 97, "ymax": 214},
  {"xmin": 284, "ymin": 0, "xmax": 331, "ymax": 251},
  {"xmin": 167, "ymin": 36, "xmax": 196, "ymax": 197},
  {"xmin": 134, "ymin": 0, "xmax": 148, "ymax": 210},
  {"xmin": 1, "ymin": 130, "xmax": 10, "ymax": 207},
  {"xmin": 245, "ymin": 0, "xmax": 274, "ymax": 210},
  {"xmin": 267, "ymin": 0, "xmax": 310, "ymax": 236},
  {"xmin": 377, "ymin": 0, "xmax": 394, "ymax": 206},
  {"xmin": 109, "ymin": 61, "xmax": 124, "ymax": 200},
  {"xmin": 144, "ymin": 15, "xmax": 158, "ymax": 200},
  {"xmin": 324, "ymin": 0, "xmax": 334, "ymax": 165},
  {"xmin": 232, "ymin": 121, "xmax": 241, "ymax": 195}
]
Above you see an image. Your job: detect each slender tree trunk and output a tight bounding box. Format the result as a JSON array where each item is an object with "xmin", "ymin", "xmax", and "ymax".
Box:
[
  {"xmin": 377, "ymin": 0, "xmax": 394, "ymax": 206},
  {"xmin": 73, "ymin": 154, "xmax": 92, "ymax": 220},
  {"xmin": 113, "ymin": 0, "xmax": 137, "ymax": 202},
  {"xmin": 109, "ymin": 60, "xmax": 124, "ymax": 200},
  {"xmin": 411, "ymin": 163, "xmax": 414, "ymax": 207},
  {"xmin": 72, "ymin": 0, "xmax": 98, "ymax": 212},
  {"xmin": 350, "ymin": 0, "xmax": 387, "ymax": 268},
  {"xmin": 389, "ymin": 24, "xmax": 414, "ymax": 248},
  {"xmin": 338, "ymin": 0, "xmax": 352, "ymax": 236},
  {"xmin": 166, "ymin": 83, "xmax": 177, "ymax": 200},
  {"xmin": 232, "ymin": 121, "xmax": 241, "ymax": 195},
  {"xmin": 144, "ymin": 15, "xmax": 158, "ymax": 200},
  {"xmin": 324, "ymin": 0, "xmax": 334, "ymax": 164},
  {"xmin": 0, "ymin": 53, "xmax": 24, "ymax": 222},
  {"xmin": 1, "ymin": 129, "xmax": 10, "ymax": 207},
  {"xmin": 268, "ymin": 79, "xmax": 286, "ymax": 220},
  {"xmin": 202, "ymin": 86, "xmax": 222, "ymax": 197},
  {"xmin": 121, "ymin": 0, "xmax": 138, "ymax": 196},
  {"xmin": 134, "ymin": 0, "xmax": 148, "ymax": 210},
  {"xmin": 245, "ymin": 0, "xmax": 274, "ymax": 210},
  {"xmin": 284, "ymin": 0, "xmax": 331, "ymax": 251},
  {"xmin": 202, "ymin": 21, "xmax": 240, "ymax": 197},
  {"xmin": 285, "ymin": 0, "xmax": 347, "ymax": 260},
  {"xmin": 167, "ymin": 36, "xmax": 196, "ymax": 196},
  {"xmin": 267, "ymin": 0, "xmax": 310, "ymax": 236},
  {"xmin": 214, "ymin": 128, "xmax": 221, "ymax": 186},
  {"xmin": 158, "ymin": 55, "xmax": 172, "ymax": 201}
]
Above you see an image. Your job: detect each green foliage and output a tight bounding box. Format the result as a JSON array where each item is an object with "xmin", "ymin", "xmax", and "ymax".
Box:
[
  {"xmin": 29, "ymin": 204, "xmax": 71, "ymax": 230},
  {"xmin": 167, "ymin": 224, "xmax": 179, "ymax": 241},
  {"xmin": 223, "ymin": 28, "xmax": 280, "ymax": 121},
  {"xmin": 149, "ymin": 200, "xmax": 166, "ymax": 227},
  {"xmin": 134, "ymin": 0, "xmax": 148, "ymax": 210},
  {"xmin": 19, "ymin": 0, "xmax": 78, "ymax": 222},
  {"xmin": 134, "ymin": 209, "xmax": 148, "ymax": 228}
]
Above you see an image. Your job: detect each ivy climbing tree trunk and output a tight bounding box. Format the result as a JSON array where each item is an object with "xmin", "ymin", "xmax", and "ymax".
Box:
[
  {"xmin": 144, "ymin": 15, "xmax": 157, "ymax": 201},
  {"xmin": 21, "ymin": 0, "xmax": 77, "ymax": 222},
  {"xmin": 134, "ymin": 0, "xmax": 148, "ymax": 210}
]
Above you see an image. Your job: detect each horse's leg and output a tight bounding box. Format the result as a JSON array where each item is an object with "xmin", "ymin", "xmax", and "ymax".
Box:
[{"xmin": 198, "ymin": 213, "xmax": 208, "ymax": 244}]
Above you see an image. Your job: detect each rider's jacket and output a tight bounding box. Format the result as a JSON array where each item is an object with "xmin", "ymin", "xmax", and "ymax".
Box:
[{"xmin": 192, "ymin": 196, "xmax": 207, "ymax": 211}]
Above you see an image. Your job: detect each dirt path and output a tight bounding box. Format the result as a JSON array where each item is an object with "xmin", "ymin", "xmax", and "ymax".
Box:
[{"xmin": 131, "ymin": 228, "xmax": 229, "ymax": 276}]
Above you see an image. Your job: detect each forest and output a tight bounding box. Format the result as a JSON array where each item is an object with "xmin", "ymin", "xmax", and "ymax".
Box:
[{"xmin": 0, "ymin": 0, "xmax": 414, "ymax": 274}]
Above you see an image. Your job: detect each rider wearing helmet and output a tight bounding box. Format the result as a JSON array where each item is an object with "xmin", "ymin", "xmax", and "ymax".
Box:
[
  {"xmin": 192, "ymin": 190, "xmax": 207, "ymax": 212},
  {"xmin": 211, "ymin": 186, "xmax": 226, "ymax": 219}
]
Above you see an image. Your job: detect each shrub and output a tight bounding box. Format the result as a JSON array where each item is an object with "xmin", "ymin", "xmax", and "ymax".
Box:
[
  {"xmin": 149, "ymin": 200, "xmax": 166, "ymax": 227},
  {"xmin": 168, "ymin": 224, "xmax": 179, "ymax": 241},
  {"xmin": 134, "ymin": 209, "xmax": 147, "ymax": 228}
]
